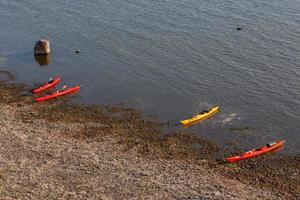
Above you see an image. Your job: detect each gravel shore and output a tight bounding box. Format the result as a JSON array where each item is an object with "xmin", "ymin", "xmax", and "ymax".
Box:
[{"xmin": 0, "ymin": 81, "xmax": 298, "ymax": 199}]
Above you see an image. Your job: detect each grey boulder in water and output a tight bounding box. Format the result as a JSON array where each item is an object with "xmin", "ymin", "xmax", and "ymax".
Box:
[{"xmin": 34, "ymin": 39, "xmax": 51, "ymax": 55}]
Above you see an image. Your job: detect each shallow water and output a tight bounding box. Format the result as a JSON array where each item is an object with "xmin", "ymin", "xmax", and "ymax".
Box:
[{"xmin": 1, "ymin": 0, "xmax": 299, "ymax": 153}]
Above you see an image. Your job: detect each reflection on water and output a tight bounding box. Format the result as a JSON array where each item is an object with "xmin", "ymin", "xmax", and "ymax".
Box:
[{"xmin": 34, "ymin": 54, "xmax": 51, "ymax": 66}]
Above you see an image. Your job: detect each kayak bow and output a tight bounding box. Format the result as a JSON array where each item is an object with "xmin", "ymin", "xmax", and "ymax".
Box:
[
  {"xmin": 180, "ymin": 106, "xmax": 220, "ymax": 125},
  {"xmin": 35, "ymin": 86, "xmax": 80, "ymax": 102},
  {"xmin": 225, "ymin": 140, "xmax": 285, "ymax": 163},
  {"xmin": 32, "ymin": 77, "xmax": 61, "ymax": 94}
]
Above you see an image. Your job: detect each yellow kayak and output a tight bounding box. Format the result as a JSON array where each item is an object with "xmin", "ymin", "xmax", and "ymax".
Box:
[{"xmin": 180, "ymin": 106, "xmax": 220, "ymax": 125}]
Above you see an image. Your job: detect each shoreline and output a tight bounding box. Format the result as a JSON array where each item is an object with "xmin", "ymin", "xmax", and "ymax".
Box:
[{"xmin": 0, "ymin": 79, "xmax": 299, "ymax": 199}]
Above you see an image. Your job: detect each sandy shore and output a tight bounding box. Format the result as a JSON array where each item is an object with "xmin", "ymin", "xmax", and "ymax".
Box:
[{"xmin": 0, "ymin": 80, "xmax": 299, "ymax": 199}]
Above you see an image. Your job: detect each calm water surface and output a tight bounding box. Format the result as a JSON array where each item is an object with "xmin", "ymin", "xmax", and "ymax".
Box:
[{"xmin": 1, "ymin": 0, "xmax": 299, "ymax": 153}]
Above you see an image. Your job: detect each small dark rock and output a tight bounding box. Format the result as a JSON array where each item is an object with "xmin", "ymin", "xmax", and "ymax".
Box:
[
  {"xmin": 236, "ymin": 27, "xmax": 242, "ymax": 31},
  {"xmin": 75, "ymin": 49, "xmax": 80, "ymax": 54}
]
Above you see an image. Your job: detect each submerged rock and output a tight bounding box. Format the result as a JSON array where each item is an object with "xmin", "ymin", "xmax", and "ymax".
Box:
[
  {"xmin": 0, "ymin": 70, "xmax": 16, "ymax": 81},
  {"xmin": 34, "ymin": 39, "xmax": 51, "ymax": 55}
]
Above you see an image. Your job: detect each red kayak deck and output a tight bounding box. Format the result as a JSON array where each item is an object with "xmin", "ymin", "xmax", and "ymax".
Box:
[
  {"xmin": 32, "ymin": 77, "xmax": 61, "ymax": 94},
  {"xmin": 35, "ymin": 86, "xmax": 80, "ymax": 102},
  {"xmin": 226, "ymin": 140, "xmax": 285, "ymax": 163}
]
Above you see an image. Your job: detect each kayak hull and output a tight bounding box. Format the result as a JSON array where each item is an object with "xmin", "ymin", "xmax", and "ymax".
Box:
[
  {"xmin": 33, "ymin": 77, "xmax": 61, "ymax": 94},
  {"xmin": 226, "ymin": 140, "xmax": 285, "ymax": 163},
  {"xmin": 35, "ymin": 86, "xmax": 80, "ymax": 102},
  {"xmin": 180, "ymin": 106, "xmax": 220, "ymax": 125}
]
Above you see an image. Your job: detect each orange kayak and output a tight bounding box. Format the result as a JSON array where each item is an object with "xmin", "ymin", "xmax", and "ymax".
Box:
[
  {"xmin": 226, "ymin": 140, "xmax": 285, "ymax": 163},
  {"xmin": 35, "ymin": 86, "xmax": 80, "ymax": 102},
  {"xmin": 32, "ymin": 77, "xmax": 61, "ymax": 94}
]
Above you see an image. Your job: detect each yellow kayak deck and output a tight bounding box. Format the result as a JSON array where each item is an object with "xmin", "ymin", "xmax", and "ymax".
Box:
[{"xmin": 180, "ymin": 106, "xmax": 220, "ymax": 125}]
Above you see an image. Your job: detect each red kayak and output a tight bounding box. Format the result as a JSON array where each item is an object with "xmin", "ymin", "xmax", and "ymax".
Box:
[
  {"xmin": 226, "ymin": 140, "xmax": 285, "ymax": 163},
  {"xmin": 32, "ymin": 77, "xmax": 61, "ymax": 94},
  {"xmin": 35, "ymin": 86, "xmax": 80, "ymax": 102}
]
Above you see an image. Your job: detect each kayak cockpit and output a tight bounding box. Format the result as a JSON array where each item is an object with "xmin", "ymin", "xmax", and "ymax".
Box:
[{"xmin": 267, "ymin": 142, "xmax": 276, "ymax": 147}]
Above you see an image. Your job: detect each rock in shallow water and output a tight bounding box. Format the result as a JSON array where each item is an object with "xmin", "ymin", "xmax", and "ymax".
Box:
[{"xmin": 34, "ymin": 39, "xmax": 50, "ymax": 55}]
